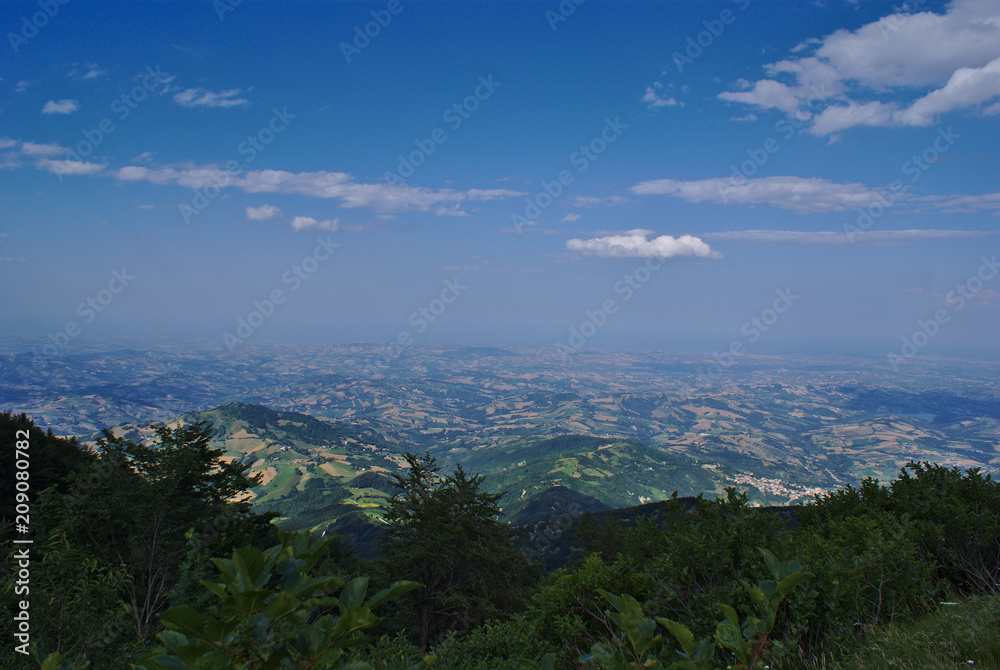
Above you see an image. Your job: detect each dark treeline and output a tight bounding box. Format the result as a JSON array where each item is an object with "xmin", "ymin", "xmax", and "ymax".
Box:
[{"xmin": 2, "ymin": 410, "xmax": 998, "ymax": 669}]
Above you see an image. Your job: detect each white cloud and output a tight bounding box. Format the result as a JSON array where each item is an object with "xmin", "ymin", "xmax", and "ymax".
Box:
[
  {"xmin": 641, "ymin": 85, "xmax": 677, "ymax": 109},
  {"xmin": 930, "ymin": 191, "xmax": 1000, "ymax": 214},
  {"xmin": 566, "ymin": 230, "xmax": 722, "ymax": 259},
  {"xmin": 20, "ymin": 142, "xmax": 68, "ymax": 156},
  {"xmin": 113, "ymin": 164, "xmax": 525, "ymax": 215},
  {"xmin": 0, "ymin": 138, "xmax": 19, "ymax": 150},
  {"xmin": 289, "ymin": 216, "xmax": 339, "ymax": 232},
  {"xmin": 631, "ymin": 176, "xmax": 885, "ymax": 213},
  {"xmin": 560, "ymin": 213, "xmax": 581, "ymax": 222},
  {"xmin": 14, "ymin": 80, "xmax": 30, "ymax": 93},
  {"xmin": 704, "ymin": 228, "xmax": 997, "ymax": 247},
  {"xmin": 900, "ymin": 55, "xmax": 1000, "ymax": 126},
  {"xmin": 37, "ymin": 159, "xmax": 107, "ymax": 176},
  {"xmin": 719, "ymin": 79, "xmax": 803, "ymax": 115},
  {"xmin": 173, "ymin": 88, "xmax": 250, "ymax": 108},
  {"xmin": 809, "ymin": 100, "xmax": 898, "ymax": 135},
  {"xmin": 246, "ymin": 204, "xmax": 282, "ymax": 220},
  {"xmin": 42, "ymin": 99, "xmax": 81, "ymax": 115},
  {"xmin": 719, "ymin": 0, "xmax": 1000, "ymax": 134},
  {"xmin": 571, "ymin": 195, "xmax": 628, "ymax": 208},
  {"xmin": 816, "ymin": 0, "xmax": 1000, "ymax": 89},
  {"xmin": 68, "ymin": 63, "xmax": 108, "ymax": 80}
]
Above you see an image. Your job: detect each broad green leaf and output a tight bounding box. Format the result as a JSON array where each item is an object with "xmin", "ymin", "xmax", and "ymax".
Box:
[
  {"xmin": 232, "ymin": 589, "xmax": 272, "ymax": 616},
  {"xmin": 776, "ymin": 571, "xmax": 810, "ymax": 598},
  {"xmin": 660, "ymin": 618, "xmax": 697, "ymax": 655},
  {"xmin": 40, "ymin": 653, "xmax": 66, "ymax": 670},
  {"xmin": 232, "ymin": 546, "xmax": 267, "ymax": 587},
  {"xmin": 589, "ymin": 643, "xmax": 626, "ymax": 670},
  {"xmin": 759, "ymin": 546, "xmax": 781, "ymax": 579},
  {"xmin": 717, "ymin": 604, "xmax": 739, "ymax": 627},
  {"xmin": 339, "ymin": 576, "xmax": 369, "ymax": 611},
  {"xmin": 265, "ymin": 592, "xmax": 301, "ymax": 622},
  {"xmin": 159, "ymin": 605, "xmax": 206, "ymax": 637},
  {"xmin": 714, "ymin": 620, "xmax": 742, "ymax": 649}
]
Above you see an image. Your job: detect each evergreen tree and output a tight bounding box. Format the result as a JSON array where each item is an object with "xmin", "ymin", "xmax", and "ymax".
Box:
[
  {"xmin": 57, "ymin": 422, "xmax": 275, "ymax": 639},
  {"xmin": 378, "ymin": 452, "xmax": 538, "ymax": 651}
]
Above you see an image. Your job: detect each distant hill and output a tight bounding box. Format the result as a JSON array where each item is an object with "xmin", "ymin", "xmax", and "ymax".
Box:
[
  {"xmin": 509, "ymin": 485, "xmax": 612, "ymax": 525},
  {"xmin": 90, "ymin": 402, "xmax": 406, "ymax": 546},
  {"xmin": 514, "ymin": 495, "xmax": 800, "ymax": 569},
  {"xmin": 444, "ymin": 433, "xmax": 735, "ymax": 519}
]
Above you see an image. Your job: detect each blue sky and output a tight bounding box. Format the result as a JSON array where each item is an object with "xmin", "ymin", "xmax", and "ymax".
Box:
[{"xmin": 2, "ymin": 0, "xmax": 999, "ymax": 362}]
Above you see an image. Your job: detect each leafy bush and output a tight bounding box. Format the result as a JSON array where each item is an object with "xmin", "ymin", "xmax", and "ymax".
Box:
[
  {"xmin": 132, "ymin": 530, "xmax": 426, "ymax": 670},
  {"xmin": 576, "ymin": 548, "xmax": 810, "ymax": 670}
]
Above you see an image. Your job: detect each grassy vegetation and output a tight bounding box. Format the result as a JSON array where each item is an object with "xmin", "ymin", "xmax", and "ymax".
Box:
[{"xmin": 812, "ymin": 595, "xmax": 1000, "ymax": 670}]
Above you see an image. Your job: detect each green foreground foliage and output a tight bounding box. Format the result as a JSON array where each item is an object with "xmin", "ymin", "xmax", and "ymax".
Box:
[
  {"xmin": 818, "ymin": 594, "xmax": 1000, "ymax": 669},
  {"xmin": 3, "ymin": 410, "xmax": 999, "ymax": 669},
  {"xmin": 134, "ymin": 530, "xmax": 427, "ymax": 670}
]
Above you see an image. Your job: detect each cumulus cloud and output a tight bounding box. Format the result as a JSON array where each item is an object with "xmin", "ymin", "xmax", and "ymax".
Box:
[
  {"xmin": 717, "ymin": 0, "xmax": 1000, "ymax": 134},
  {"xmin": 246, "ymin": 204, "xmax": 282, "ymax": 220},
  {"xmin": 42, "ymin": 99, "xmax": 81, "ymax": 115},
  {"xmin": 245, "ymin": 203, "xmax": 340, "ymax": 232},
  {"xmin": 641, "ymin": 83, "xmax": 677, "ymax": 109},
  {"xmin": 718, "ymin": 79, "xmax": 804, "ymax": 115},
  {"xmin": 900, "ymin": 56, "xmax": 1000, "ymax": 125},
  {"xmin": 704, "ymin": 228, "xmax": 997, "ymax": 247},
  {"xmin": 173, "ymin": 88, "xmax": 250, "ymax": 108},
  {"xmin": 631, "ymin": 176, "xmax": 885, "ymax": 213},
  {"xmin": 566, "ymin": 230, "xmax": 722, "ymax": 259},
  {"xmin": 809, "ymin": 101, "xmax": 899, "ymax": 135},
  {"xmin": 816, "ymin": 0, "xmax": 1000, "ymax": 88}
]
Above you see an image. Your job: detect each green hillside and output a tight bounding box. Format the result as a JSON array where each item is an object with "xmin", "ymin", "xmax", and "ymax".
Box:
[
  {"xmin": 91, "ymin": 402, "xmax": 405, "ymax": 537},
  {"xmin": 447, "ymin": 433, "xmax": 735, "ymax": 519}
]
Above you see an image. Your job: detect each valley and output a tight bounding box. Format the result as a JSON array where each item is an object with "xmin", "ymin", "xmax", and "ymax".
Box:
[{"xmin": 3, "ymin": 337, "xmax": 999, "ymax": 548}]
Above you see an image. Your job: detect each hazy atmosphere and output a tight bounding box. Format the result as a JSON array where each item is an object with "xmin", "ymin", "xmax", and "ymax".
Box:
[
  {"xmin": 3, "ymin": 0, "xmax": 999, "ymax": 359},
  {"xmin": 4, "ymin": 3, "xmax": 1000, "ymax": 668}
]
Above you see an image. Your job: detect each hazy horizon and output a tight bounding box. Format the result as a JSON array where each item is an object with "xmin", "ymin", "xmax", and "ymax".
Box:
[{"xmin": 3, "ymin": 0, "xmax": 999, "ymax": 363}]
